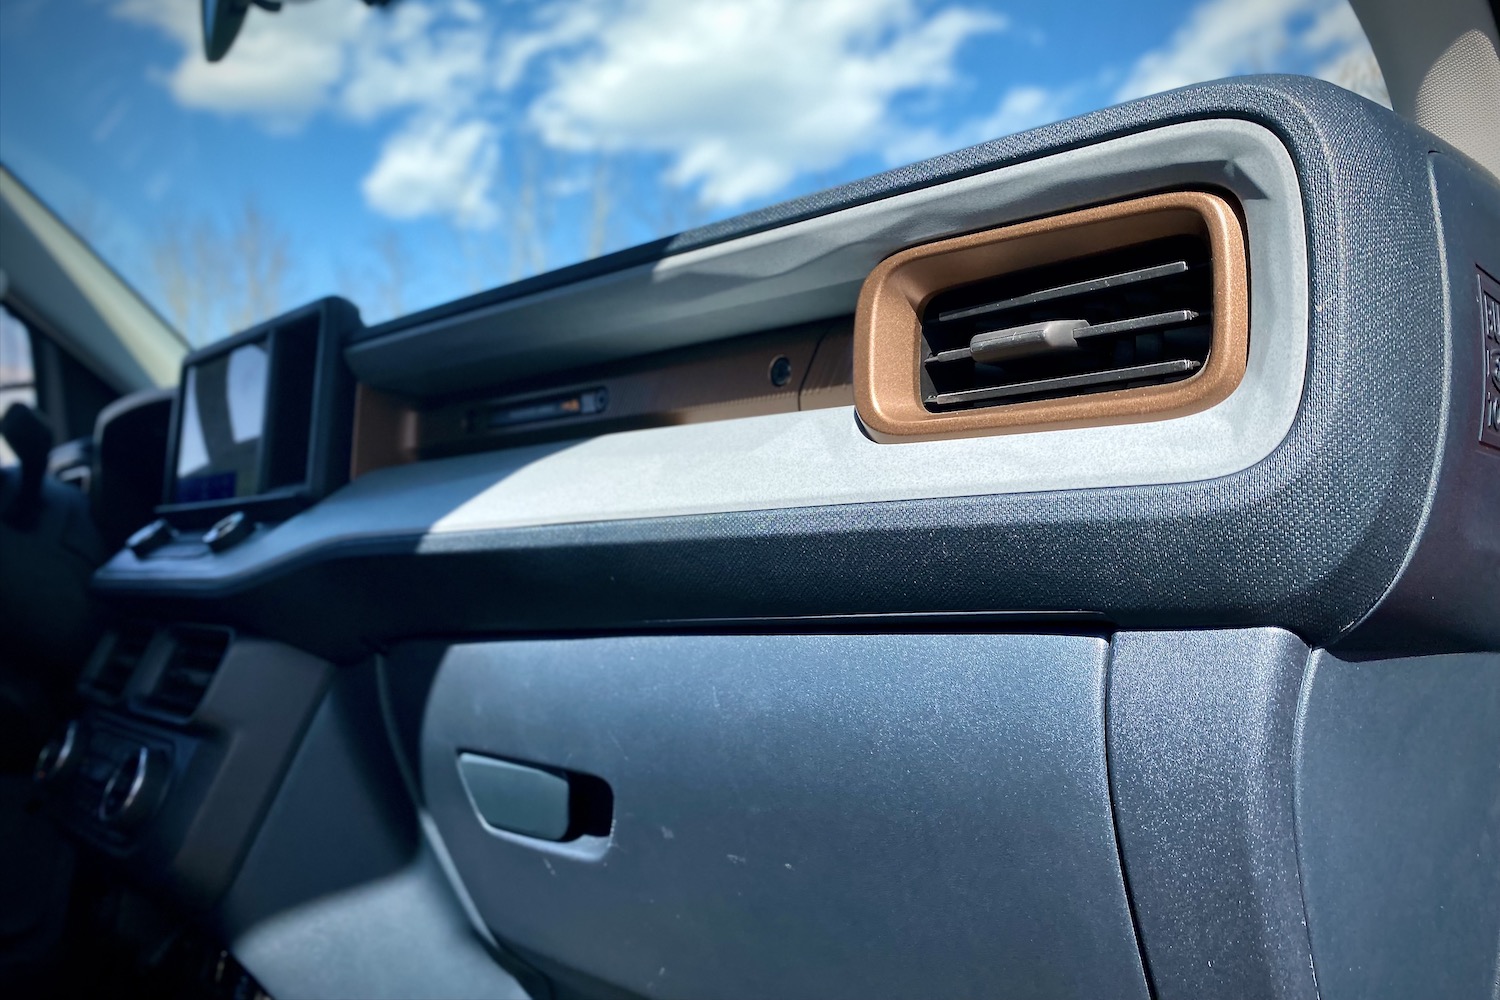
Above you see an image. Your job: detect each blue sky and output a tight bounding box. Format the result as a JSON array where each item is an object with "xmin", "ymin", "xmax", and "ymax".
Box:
[{"xmin": 0, "ymin": 0, "xmax": 1385, "ymax": 342}]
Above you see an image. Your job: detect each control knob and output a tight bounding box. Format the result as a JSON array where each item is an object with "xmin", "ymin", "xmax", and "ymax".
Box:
[
  {"xmin": 33, "ymin": 719, "xmax": 83, "ymax": 787},
  {"xmin": 126, "ymin": 518, "xmax": 175, "ymax": 558},
  {"xmin": 202, "ymin": 511, "xmax": 253, "ymax": 553},
  {"xmin": 98, "ymin": 746, "xmax": 169, "ymax": 829}
]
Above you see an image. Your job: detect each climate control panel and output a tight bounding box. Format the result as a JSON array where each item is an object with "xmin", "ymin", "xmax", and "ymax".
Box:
[{"xmin": 35, "ymin": 718, "xmax": 179, "ymax": 847}]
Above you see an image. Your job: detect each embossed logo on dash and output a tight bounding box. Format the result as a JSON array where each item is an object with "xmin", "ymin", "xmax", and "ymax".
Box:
[{"xmin": 1481, "ymin": 269, "xmax": 1500, "ymax": 451}]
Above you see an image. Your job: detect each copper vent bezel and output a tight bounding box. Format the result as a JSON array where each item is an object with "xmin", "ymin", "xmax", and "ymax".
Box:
[{"xmin": 853, "ymin": 191, "xmax": 1249, "ymax": 442}]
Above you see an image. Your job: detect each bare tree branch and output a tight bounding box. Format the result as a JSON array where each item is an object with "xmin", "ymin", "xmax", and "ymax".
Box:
[
  {"xmin": 230, "ymin": 198, "xmax": 293, "ymax": 330},
  {"xmin": 374, "ymin": 230, "xmax": 410, "ymax": 320},
  {"xmin": 587, "ymin": 154, "xmax": 614, "ymax": 259},
  {"xmin": 145, "ymin": 197, "xmax": 295, "ymax": 344}
]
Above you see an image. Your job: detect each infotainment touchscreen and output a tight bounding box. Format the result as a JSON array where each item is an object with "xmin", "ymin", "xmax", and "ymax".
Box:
[
  {"xmin": 172, "ymin": 339, "xmax": 270, "ymax": 503},
  {"xmin": 161, "ymin": 297, "xmax": 359, "ymax": 521}
]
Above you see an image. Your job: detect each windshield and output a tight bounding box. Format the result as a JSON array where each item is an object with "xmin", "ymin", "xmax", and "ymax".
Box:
[{"xmin": 0, "ymin": 0, "xmax": 1386, "ymax": 345}]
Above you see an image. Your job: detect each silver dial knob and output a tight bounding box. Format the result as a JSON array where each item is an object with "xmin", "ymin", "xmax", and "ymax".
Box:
[
  {"xmin": 33, "ymin": 720, "xmax": 82, "ymax": 786},
  {"xmin": 202, "ymin": 511, "xmax": 253, "ymax": 552},
  {"xmin": 126, "ymin": 518, "xmax": 175, "ymax": 558},
  {"xmin": 98, "ymin": 746, "xmax": 168, "ymax": 829}
]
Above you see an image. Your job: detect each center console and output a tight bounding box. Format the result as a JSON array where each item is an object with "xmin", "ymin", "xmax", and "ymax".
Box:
[{"xmin": 31, "ymin": 300, "xmax": 363, "ymax": 911}]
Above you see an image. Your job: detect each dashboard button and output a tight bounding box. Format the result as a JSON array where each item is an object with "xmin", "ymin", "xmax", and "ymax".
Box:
[
  {"xmin": 126, "ymin": 519, "xmax": 175, "ymax": 558},
  {"xmin": 202, "ymin": 511, "xmax": 253, "ymax": 552}
]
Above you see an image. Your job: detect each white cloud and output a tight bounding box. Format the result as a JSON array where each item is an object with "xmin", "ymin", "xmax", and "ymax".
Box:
[
  {"xmin": 449, "ymin": 0, "xmax": 484, "ymax": 24},
  {"xmin": 114, "ymin": 0, "xmax": 367, "ymax": 126},
  {"xmin": 887, "ymin": 84, "xmax": 1071, "ymax": 165},
  {"xmin": 339, "ymin": 1, "xmax": 491, "ymax": 121},
  {"xmin": 525, "ymin": 0, "xmax": 1007, "ymax": 206},
  {"xmin": 1300, "ymin": 0, "xmax": 1364, "ymax": 50},
  {"xmin": 1302, "ymin": 2, "xmax": 1389, "ymax": 105},
  {"xmin": 108, "ymin": 0, "xmax": 1048, "ymax": 222},
  {"xmin": 981, "ymin": 86, "xmax": 1069, "ymax": 134},
  {"xmin": 1114, "ymin": 0, "xmax": 1315, "ymax": 102},
  {"xmin": 113, "ymin": 0, "xmax": 493, "ymax": 127},
  {"xmin": 360, "ymin": 114, "xmax": 500, "ymax": 229},
  {"xmin": 113, "ymin": 0, "xmax": 504, "ymax": 224},
  {"xmin": 494, "ymin": 3, "xmax": 606, "ymax": 91},
  {"xmin": 1113, "ymin": 0, "xmax": 1389, "ymax": 107},
  {"xmin": 1315, "ymin": 44, "xmax": 1390, "ymax": 106}
]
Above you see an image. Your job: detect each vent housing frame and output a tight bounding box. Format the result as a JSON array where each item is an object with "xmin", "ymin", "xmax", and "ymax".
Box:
[
  {"xmin": 854, "ymin": 191, "xmax": 1249, "ymax": 441},
  {"xmin": 137, "ymin": 625, "xmax": 233, "ymax": 721},
  {"xmin": 81, "ymin": 623, "xmax": 155, "ymax": 703}
]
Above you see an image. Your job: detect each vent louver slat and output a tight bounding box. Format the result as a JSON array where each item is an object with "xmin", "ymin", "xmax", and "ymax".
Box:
[
  {"xmin": 928, "ymin": 359, "xmax": 1200, "ymax": 408},
  {"xmin": 933, "ymin": 259, "xmax": 1192, "ymax": 324},
  {"xmin": 146, "ymin": 628, "xmax": 230, "ymax": 718},
  {"xmin": 919, "ymin": 235, "xmax": 1214, "ymax": 412}
]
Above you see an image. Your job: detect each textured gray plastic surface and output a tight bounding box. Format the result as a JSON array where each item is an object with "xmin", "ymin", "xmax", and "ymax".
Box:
[
  {"xmin": 93, "ymin": 76, "xmax": 1489, "ymax": 654},
  {"xmin": 1345, "ymin": 150, "xmax": 1500, "ymax": 650},
  {"xmin": 219, "ymin": 667, "xmax": 530, "ymax": 1000},
  {"xmin": 407, "ymin": 633, "xmax": 1149, "ymax": 1000},
  {"xmin": 1295, "ymin": 649, "xmax": 1500, "ymax": 1000},
  {"xmin": 1108, "ymin": 629, "xmax": 1318, "ymax": 1000}
]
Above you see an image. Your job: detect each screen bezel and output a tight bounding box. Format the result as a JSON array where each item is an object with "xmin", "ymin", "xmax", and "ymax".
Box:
[
  {"xmin": 171, "ymin": 331, "xmax": 274, "ymax": 505},
  {"xmin": 158, "ymin": 297, "xmax": 360, "ymax": 528}
]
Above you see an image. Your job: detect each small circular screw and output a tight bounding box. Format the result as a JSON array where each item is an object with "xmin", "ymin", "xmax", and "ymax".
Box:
[{"xmin": 769, "ymin": 356, "xmax": 793, "ymax": 387}]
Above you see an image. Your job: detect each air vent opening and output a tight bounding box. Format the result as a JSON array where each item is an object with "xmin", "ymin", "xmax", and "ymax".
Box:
[
  {"xmin": 88, "ymin": 623, "xmax": 154, "ymax": 701},
  {"xmin": 145, "ymin": 627, "xmax": 231, "ymax": 719},
  {"xmin": 854, "ymin": 191, "xmax": 1248, "ymax": 442},
  {"xmin": 920, "ymin": 234, "xmax": 1214, "ymax": 411}
]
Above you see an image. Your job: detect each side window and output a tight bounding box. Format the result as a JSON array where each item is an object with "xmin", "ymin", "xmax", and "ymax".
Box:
[{"xmin": 0, "ymin": 304, "xmax": 38, "ymax": 466}]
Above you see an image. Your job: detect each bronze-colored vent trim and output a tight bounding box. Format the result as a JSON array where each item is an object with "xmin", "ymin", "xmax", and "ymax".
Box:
[{"xmin": 854, "ymin": 191, "xmax": 1249, "ymax": 441}]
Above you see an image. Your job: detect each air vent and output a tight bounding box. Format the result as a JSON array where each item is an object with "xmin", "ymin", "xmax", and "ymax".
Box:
[
  {"xmin": 855, "ymin": 191, "xmax": 1248, "ymax": 441},
  {"xmin": 145, "ymin": 627, "xmax": 231, "ymax": 718},
  {"xmin": 87, "ymin": 624, "xmax": 154, "ymax": 700},
  {"xmin": 921, "ymin": 236, "xmax": 1213, "ymax": 409}
]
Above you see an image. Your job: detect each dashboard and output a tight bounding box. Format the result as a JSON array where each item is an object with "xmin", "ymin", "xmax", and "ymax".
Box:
[{"xmin": 24, "ymin": 76, "xmax": 1500, "ymax": 1000}]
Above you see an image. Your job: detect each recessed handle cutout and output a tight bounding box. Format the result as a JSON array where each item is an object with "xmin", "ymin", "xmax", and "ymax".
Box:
[{"xmin": 458, "ymin": 752, "xmax": 613, "ymax": 842}]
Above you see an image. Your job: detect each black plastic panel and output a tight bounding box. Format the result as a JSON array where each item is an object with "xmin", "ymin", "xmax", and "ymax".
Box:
[
  {"xmin": 42, "ymin": 635, "xmax": 331, "ymax": 911},
  {"xmin": 1341, "ymin": 151, "xmax": 1500, "ymax": 651},
  {"xmin": 1107, "ymin": 628, "xmax": 1317, "ymax": 1000},
  {"xmin": 218, "ymin": 665, "xmax": 533, "ymax": 1000},
  {"xmin": 404, "ymin": 633, "xmax": 1149, "ymax": 1000},
  {"xmin": 1296, "ymin": 649, "xmax": 1500, "ymax": 1000}
]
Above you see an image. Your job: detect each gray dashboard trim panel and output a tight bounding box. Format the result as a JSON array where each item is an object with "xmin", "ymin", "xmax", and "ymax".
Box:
[
  {"xmin": 1294, "ymin": 649, "xmax": 1500, "ymax": 1000},
  {"xmin": 1108, "ymin": 628, "xmax": 1318, "ymax": 1000},
  {"xmin": 1341, "ymin": 151, "xmax": 1500, "ymax": 650},
  {"xmin": 337, "ymin": 120, "xmax": 1307, "ymax": 522}
]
